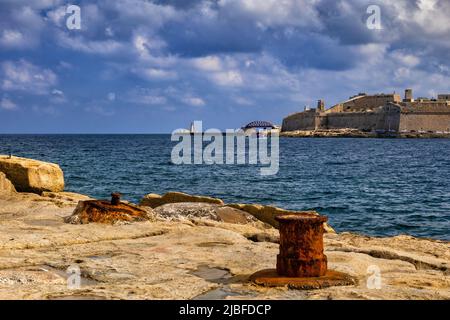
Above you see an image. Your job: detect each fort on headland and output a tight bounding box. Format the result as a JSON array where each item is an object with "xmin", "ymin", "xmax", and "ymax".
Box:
[{"xmin": 281, "ymin": 89, "xmax": 450, "ymax": 137}]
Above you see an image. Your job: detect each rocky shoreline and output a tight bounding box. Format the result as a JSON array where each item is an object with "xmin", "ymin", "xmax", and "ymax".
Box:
[
  {"xmin": 0, "ymin": 156, "xmax": 449, "ymax": 300},
  {"xmin": 280, "ymin": 129, "xmax": 450, "ymax": 139}
]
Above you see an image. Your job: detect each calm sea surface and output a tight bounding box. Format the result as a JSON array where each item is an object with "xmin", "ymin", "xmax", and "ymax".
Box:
[{"xmin": 1, "ymin": 134, "xmax": 449, "ymax": 240}]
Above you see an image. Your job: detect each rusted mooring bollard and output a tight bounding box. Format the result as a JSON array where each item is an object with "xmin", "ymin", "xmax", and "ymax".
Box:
[
  {"xmin": 111, "ymin": 192, "xmax": 121, "ymax": 206},
  {"xmin": 250, "ymin": 212, "xmax": 356, "ymax": 290},
  {"xmin": 64, "ymin": 191, "xmax": 152, "ymax": 224},
  {"xmin": 276, "ymin": 214, "xmax": 328, "ymax": 277}
]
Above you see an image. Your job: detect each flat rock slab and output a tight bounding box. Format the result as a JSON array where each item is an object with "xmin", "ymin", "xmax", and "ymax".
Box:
[
  {"xmin": 142, "ymin": 191, "xmax": 334, "ymax": 233},
  {"xmin": 141, "ymin": 192, "xmax": 224, "ymax": 208},
  {"xmin": 65, "ymin": 200, "xmax": 154, "ymax": 224},
  {"xmin": 0, "ymin": 192, "xmax": 449, "ymax": 300},
  {"xmin": 227, "ymin": 203, "xmax": 335, "ymax": 233},
  {"xmin": 249, "ymin": 269, "xmax": 357, "ymax": 290},
  {"xmin": 154, "ymin": 202, "xmax": 264, "ymax": 226}
]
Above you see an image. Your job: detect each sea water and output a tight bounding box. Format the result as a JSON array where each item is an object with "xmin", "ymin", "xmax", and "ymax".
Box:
[{"xmin": 1, "ymin": 134, "xmax": 449, "ymax": 240}]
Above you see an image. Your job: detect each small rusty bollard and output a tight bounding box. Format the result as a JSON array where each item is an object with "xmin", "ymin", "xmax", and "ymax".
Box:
[
  {"xmin": 276, "ymin": 214, "xmax": 328, "ymax": 277},
  {"xmin": 250, "ymin": 212, "xmax": 356, "ymax": 289},
  {"xmin": 111, "ymin": 192, "xmax": 121, "ymax": 206}
]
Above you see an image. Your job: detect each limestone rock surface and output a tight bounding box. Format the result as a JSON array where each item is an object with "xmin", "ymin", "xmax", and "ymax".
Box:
[
  {"xmin": 0, "ymin": 156, "xmax": 64, "ymax": 194},
  {"xmin": 0, "ymin": 172, "xmax": 15, "ymax": 194},
  {"xmin": 227, "ymin": 203, "xmax": 335, "ymax": 233},
  {"xmin": 141, "ymin": 192, "xmax": 334, "ymax": 233},
  {"xmin": 153, "ymin": 202, "xmax": 269, "ymax": 228},
  {"xmin": 140, "ymin": 191, "xmax": 224, "ymax": 208},
  {"xmin": 0, "ymin": 192, "xmax": 448, "ymax": 300}
]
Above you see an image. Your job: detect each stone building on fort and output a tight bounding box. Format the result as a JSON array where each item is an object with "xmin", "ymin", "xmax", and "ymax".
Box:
[{"xmin": 281, "ymin": 89, "xmax": 450, "ymax": 134}]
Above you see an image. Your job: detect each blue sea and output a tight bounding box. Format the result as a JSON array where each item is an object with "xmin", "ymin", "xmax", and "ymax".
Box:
[{"xmin": 1, "ymin": 134, "xmax": 449, "ymax": 241}]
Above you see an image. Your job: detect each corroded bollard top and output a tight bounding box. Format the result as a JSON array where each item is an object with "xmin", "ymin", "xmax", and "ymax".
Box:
[
  {"xmin": 111, "ymin": 192, "xmax": 121, "ymax": 206},
  {"xmin": 275, "ymin": 213, "xmax": 328, "ymax": 277},
  {"xmin": 275, "ymin": 213, "xmax": 328, "ymax": 224},
  {"xmin": 250, "ymin": 212, "xmax": 356, "ymax": 288}
]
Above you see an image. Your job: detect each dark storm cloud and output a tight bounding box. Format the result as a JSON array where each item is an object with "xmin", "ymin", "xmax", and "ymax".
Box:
[
  {"xmin": 160, "ymin": 16, "xmax": 264, "ymax": 56},
  {"xmin": 154, "ymin": 0, "xmax": 379, "ymax": 70},
  {"xmin": 2, "ymin": 0, "xmax": 450, "ymax": 133},
  {"xmin": 152, "ymin": 0, "xmax": 213, "ymax": 9},
  {"xmin": 266, "ymin": 31, "xmax": 361, "ymax": 71},
  {"xmin": 5, "ymin": 0, "xmax": 449, "ymax": 72},
  {"xmin": 315, "ymin": 0, "xmax": 380, "ymax": 45}
]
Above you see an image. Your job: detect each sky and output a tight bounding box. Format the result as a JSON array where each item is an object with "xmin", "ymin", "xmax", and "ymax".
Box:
[{"xmin": 1, "ymin": 0, "xmax": 450, "ymax": 133}]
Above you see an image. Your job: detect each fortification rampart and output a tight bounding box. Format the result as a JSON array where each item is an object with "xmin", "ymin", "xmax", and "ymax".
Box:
[
  {"xmin": 282, "ymin": 110, "xmax": 317, "ymax": 131},
  {"xmin": 327, "ymin": 94, "xmax": 401, "ymax": 113},
  {"xmin": 326, "ymin": 111, "xmax": 396, "ymax": 131},
  {"xmin": 399, "ymin": 114, "xmax": 450, "ymax": 132},
  {"xmin": 281, "ymin": 89, "xmax": 450, "ymax": 134},
  {"xmin": 396, "ymin": 102, "xmax": 450, "ymax": 132}
]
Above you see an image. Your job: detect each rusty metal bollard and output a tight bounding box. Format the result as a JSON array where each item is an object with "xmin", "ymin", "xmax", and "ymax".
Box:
[
  {"xmin": 111, "ymin": 192, "xmax": 121, "ymax": 206},
  {"xmin": 275, "ymin": 214, "xmax": 328, "ymax": 277},
  {"xmin": 250, "ymin": 212, "xmax": 355, "ymax": 289}
]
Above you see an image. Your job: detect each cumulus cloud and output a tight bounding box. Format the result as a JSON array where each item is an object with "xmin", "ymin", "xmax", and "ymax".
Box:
[
  {"xmin": 139, "ymin": 68, "xmax": 178, "ymax": 81},
  {"xmin": 182, "ymin": 96, "xmax": 205, "ymax": 107},
  {"xmin": 233, "ymin": 96, "xmax": 254, "ymax": 106},
  {"xmin": 1, "ymin": 0, "xmax": 450, "ymax": 130},
  {"xmin": 391, "ymin": 51, "xmax": 421, "ymax": 68},
  {"xmin": 4, "ymin": 0, "xmax": 450, "ymax": 74},
  {"xmin": 124, "ymin": 85, "xmax": 208, "ymax": 110},
  {"xmin": 0, "ymin": 29, "xmax": 26, "ymax": 48},
  {"xmin": 211, "ymin": 70, "xmax": 244, "ymax": 87},
  {"xmin": 0, "ymin": 6, "xmax": 45, "ymax": 48},
  {"xmin": 45, "ymin": 5, "xmax": 66, "ymax": 27},
  {"xmin": 108, "ymin": 0, "xmax": 179, "ymax": 27},
  {"xmin": 84, "ymin": 104, "xmax": 115, "ymax": 116},
  {"xmin": 3, "ymin": 0, "xmax": 63, "ymax": 10},
  {"xmin": 1, "ymin": 60, "xmax": 57, "ymax": 95},
  {"xmin": 107, "ymin": 92, "xmax": 116, "ymax": 101},
  {"xmin": 219, "ymin": 0, "xmax": 321, "ymax": 29},
  {"xmin": 125, "ymin": 87, "xmax": 168, "ymax": 106},
  {"xmin": 55, "ymin": 31, "xmax": 125, "ymax": 55},
  {"xmin": 191, "ymin": 56, "xmax": 222, "ymax": 71},
  {"xmin": 0, "ymin": 96, "xmax": 17, "ymax": 111},
  {"xmin": 50, "ymin": 88, "xmax": 66, "ymax": 104}
]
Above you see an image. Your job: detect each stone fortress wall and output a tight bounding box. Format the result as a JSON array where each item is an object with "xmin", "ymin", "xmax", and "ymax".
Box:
[
  {"xmin": 281, "ymin": 89, "xmax": 450, "ymax": 133},
  {"xmin": 394, "ymin": 92, "xmax": 450, "ymax": 132},
  {"xmin": 326, "ymin": 93, "xmax": 401, "ymax": 113},
  {"xmin": 282, "ymin": 110, "xmax": 317, "ymax": 131}
]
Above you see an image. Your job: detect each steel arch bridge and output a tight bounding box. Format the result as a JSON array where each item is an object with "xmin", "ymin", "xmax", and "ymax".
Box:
[{"xmin": 242, "ymin": 121, "xmax": 275, "ymax": 129}]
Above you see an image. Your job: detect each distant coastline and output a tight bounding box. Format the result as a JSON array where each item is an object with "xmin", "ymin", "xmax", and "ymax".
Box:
[
  {"xmin": 281, "ymin": 89, "xmax": 450, "ymax": 138},
  {"xmin": 280, "ymin": 129, "xmax": 450, "ymax": 139}
]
